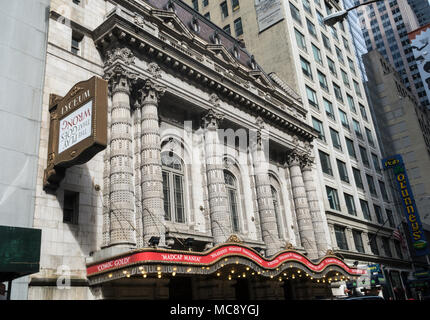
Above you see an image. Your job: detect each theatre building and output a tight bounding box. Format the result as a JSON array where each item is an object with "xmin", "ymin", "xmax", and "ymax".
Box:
[{"xmin": 28, "ymin": 0, "xmax": 365, "ymax": 300}]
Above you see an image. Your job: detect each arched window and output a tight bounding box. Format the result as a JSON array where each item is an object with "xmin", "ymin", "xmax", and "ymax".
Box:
[
  {"xmin": 162, "ymin": 152, "xmax": 185, "ymax": 223},
  {"xmin": 270, "ymin": 185, "xmax": 282, "ymax": 238},
  {"xmin": 224, "ymin": 170, "xmax": 240, "ymax": 232}
]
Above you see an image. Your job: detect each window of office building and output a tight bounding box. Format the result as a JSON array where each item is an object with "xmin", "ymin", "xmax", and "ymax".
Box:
[
  {"xmin": 319, "ymin": 150, "xmax": 333, "ymax": 175},
  {"xmin": 374, "ymin": 205, "xmax": 384, "ymax": 224},
  {"xmin": 360, "ymin": 199, "xmax": 371, "ymax": 220},
  {"xmin": 221, "ymin": 1, "xmax": 229, "ymax": 18},
  {"xmin": 312, "ymin": 117, "xmax": 325, "ymax": 141},
  {"xmin": 334, "ymin": 225, "xmax": 349, "ymax": 250},
  {"xmin": 307, "ymin": 19, "xmax": 317, "ymax": 38},
  {"xmin": 327, "ymin": 57, "xmax": 337, "ymax": 76},
  {"xmin": 346, "ymin": 138, "xmax": 356, "ymax": 159},
  {"xmin": 382, "ymin": 237, "xmax": 392, "ymax": 257},
  {"xmin": 330, "ymin": 128, "xmax": 342, "ymax": 151},
  {"xmin": 290, "ymin": 2, "xmax": 302, "ymax": 24},
  {"xmin": 359, "ymin": 146, "xmax": 370, "ymax": 167},
  {"xmin": 386, "ymin": 209, "xmax": 395, "ymax": 227},
  {"xmin": 366, "ymin": 128, "xmax": 375, "ymax": 147},
  {"xmin": 312, "ymin": 43, "xmax": 323, "ymax": 65},
  {"xmin": 372, "ymin": 153, "xmax": 381, "ymax": 174},
  {"xmin": 359, "ymin": 103, "xmax": 368, "ymax": 121},
  {"xmin": 234, "ymin": 18, "xmax": 243, "ymax": 36},
  {"xmin": 333, "ymin": 82, "xmax": 343, "ymax": 102},
  {"xmin": 366, "ymin": 174, "xmax": 377, "ymax": 196},
  {"xmin": 327, "ymin": 186, "xmax": 341, "ymax": 211},
  {"xmin": 347, "ymin": 94, "xmax": 356, "ymax": 113},
  {"xmin": 379, "ymin": 180, "xmax": 389, "ymax": 201},
  {"xmin": 352, "ymin": 119, "xmax": 363, "ymax": 139},
  {"xmin": 318, "ymin": 70, "xmax": 329, "ymax": 91},
  {"xmin": 337, "ymin": 159, "xmax": 349, "ymax": 183},
  {"xmin": 353, "ymin": 168, "xmax": 364, "ymax": 189},
  {"xmin": 322, "ymin": 33, "xmax": 331, "ymax": 52},
  {"xmin": 301, "ymin": 56, "xmax": 313, "ymax": 79},
  {"xmin": 342, "ymin": 70, "xmax": 351, "ymax": 88},
  {"xmin": 324, "ymin": 98, "xmax": 335, "ymax": 120},
  {"xmin": 369, "ymin": 234, "xmax": 379, "ymax": 255},
  {"xmin": 344, "ymin": 193, "xmax": 357, "ymax": 215},
  {"xmin": 63, "ymin": 190, "xmax": 79, "ymax": 224},
  {"xmin": 295, "ymin": 28, "xmax": 307, "ymax": 51},
  {"xmin": 306, "ymin": 86, "xmax": 319, "ymax": 109},
  {"xmin": 232, "ymin": 0, "xmax": 240, "ymax": 11},
  {"xmin": 339, "ymin": 109, "xmax": 350, "ymax": 130},
  {"xmin": 353, "ymin": 230, "xmax": 365, "ymax": 253}
]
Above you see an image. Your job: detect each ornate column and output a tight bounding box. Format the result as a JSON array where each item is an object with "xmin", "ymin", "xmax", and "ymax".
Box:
[
  {"xmin": 105, "ymin": 64, "xmax": 137, "ymax": 247},
  {"xmin": 301, "ymin": 153, "xmax": 329, "ymax": 258},
  {"xmin": 287, "ymin": 149, "xmax": 318, "ymax": 259},
  {"xmin": 202, "ymin": 95, "xmax": 231, "ymax": 244},
  {"xmin": 133, "ymin": 100, "xmax": 144, "ymax": 248},
  {"xmin": 251, "ymin": 118, "xmax": 281, "ymax": 257},
  {"xmin": 139, "ymin": 79, "xmax": 166, "ymax": 247}
]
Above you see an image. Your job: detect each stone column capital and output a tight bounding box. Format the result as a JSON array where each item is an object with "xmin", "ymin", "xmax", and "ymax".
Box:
[
  {"xmin": 286, "ymin": 149, "xmax": 302, "ymax": 167},
  {"xmin": 139, "ymin": 79, "xmax": 166, "ymax": 105},
  {"xmin": 202, "ymin": 107, "xmax": 223, "ymax": 130},
  {"xmin": 301, "ymin": 154, "xmax": 315, "ymax": 171},
  {"xmin": 104, "ymin": 64, "xmax": 139, "ymax": 96}
]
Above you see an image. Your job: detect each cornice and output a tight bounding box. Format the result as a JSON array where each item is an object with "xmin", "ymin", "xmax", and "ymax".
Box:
[{"xmin": 93, "ymin": 6, "xmax": 318, "ymax": 142}]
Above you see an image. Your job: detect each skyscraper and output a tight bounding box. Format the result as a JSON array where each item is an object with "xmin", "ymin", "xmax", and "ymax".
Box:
[
  {"xmin": 407, "ymin": 0, "xmax": 430, "ymax": 26},
  {"xmin": 357, "ymin": 0, "xmax": 429, "ymax": 108}
]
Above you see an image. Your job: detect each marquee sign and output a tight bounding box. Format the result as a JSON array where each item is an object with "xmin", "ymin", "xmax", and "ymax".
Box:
[
  {"xmin": 86, "ymin": 244, "xmax": 366, "ymax": 277},
  {"xmin": 382, "ymin": 154, "xmax": 429, "ymax": 256},
  {"xmin": 43, "ymin": 76, "xmax": 108, "ymax": 190}
]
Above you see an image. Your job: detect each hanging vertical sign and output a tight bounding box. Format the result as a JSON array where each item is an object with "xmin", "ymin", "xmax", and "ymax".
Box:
[
  {"xmin": 43, "ymin": 76, "xmax": 108, "ymax": 191},
  {"xmin": 382, "ymin": 154, "xmax": 429, "ymax": 256}
]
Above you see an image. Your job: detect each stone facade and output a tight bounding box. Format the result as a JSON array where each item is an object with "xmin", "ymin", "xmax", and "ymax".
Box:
[{"xmin": 28, "ymin": 0, "xmax": 342, "ymax": 300}]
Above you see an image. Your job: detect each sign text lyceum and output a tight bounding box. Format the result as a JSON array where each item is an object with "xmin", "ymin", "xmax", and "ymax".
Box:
[{"xmin": 61, "ymin": 89, "xmax": 91, "ymax": 116}]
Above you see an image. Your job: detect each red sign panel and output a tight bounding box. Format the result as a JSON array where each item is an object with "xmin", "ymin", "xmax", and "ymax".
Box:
[{"xmin": 87, "ymin": 244, "xmax": 366, "ymax": 277}]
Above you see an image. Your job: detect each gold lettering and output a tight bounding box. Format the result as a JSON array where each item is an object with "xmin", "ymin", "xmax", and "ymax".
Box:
[
  {"xmin": 409, "ymin": 214, "xmax": 416, "ymax": 223},
  {"xmin": 397, "ymin": 173, "xmax": 405, "ymax": 182},
  {"xmin": 399, "ymin": 181, "xmax": 407, "ymax": 189},
  {"xmin": 413, "ymin": 231, "xmax": 422, "ymax": 241},
  {"xmin": 407, "ymin": 205, "xmax": 415, "ymax": 214},
  {"xmin": 404, "ymin": 197, "xmax": 412, "ymax": 205},
  {"xmin": 411, "ymin": 222, "xmax": 419, "ymax": 231},
  {"xmin": 401, "ymin": 189, "xmax": 409, "ymax": 197}
]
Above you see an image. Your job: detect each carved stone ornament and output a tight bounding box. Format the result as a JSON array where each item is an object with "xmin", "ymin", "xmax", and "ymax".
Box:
[
  {"xmin": 325, "ymin": 249, "xmax": 335, "ymax": 256},
  {"xmin": 226, "ymin": 234, "xmax": 242, "ymax": 243},
  {"xmin": 147, "ymin": 62, "xmax": 162, "ymax": 79},
  {"xmin": 139, "ymin": 79, "xmax": 166, "ymax": 105},
  {"xmin": 202, "ymin": 107, "xmax": 223, "ymax": 130},
  {"xmin": 209, "ymin": 93, "xmax": 220, "ymax": 108},
  {"xmin": 285, "ymin": 242, "xmax": 294, "ymax": 250},
  {"xmin": 286, "ymin": 149, "xmax": 301, "ymax": 167},
  {"xmin": 104, "ymin": 47, "xmax": 135, "ymax": 68},
  {"xmin": 134, "ymin": 14, "xmax": 145, "ymax": 28},
  {"xmin": 104, "ymin": 64, "xmax": 139, "ymax": 95}
]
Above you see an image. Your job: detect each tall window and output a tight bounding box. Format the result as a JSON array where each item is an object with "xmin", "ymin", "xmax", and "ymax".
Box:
[
  {"xmin": 303, "ymin": 0, "xmax": 312, "ymax": 14},
  {"xmin": 334, "ymin": 225, "xmax": 348, "ymax": 250},
  {"xmin": 224, "ymin": 170, "xmax": 240, "ymax": 232},
  {"xmin": 324, "ymin": 98, "xmax": 335, "ymax": 120},
  {"xmin": 319, "ymin": 150, "xmax": 333, "ymax": 175},
  {"xmin": 342, "ymin": 70, "xmax": 351, "ymax": 89},
  {"xmin": 301, "ymin": 56, "xmax": 313, "ymax": 79},
  {"xmin": 369, "ymin": 234, "xmax": 379, "ymax": 255},
  {"xmin": 312, "ymin": 43, "xmax": 323, "ymax": 65},
  {"xmin": 345, "ymin": 137, "xmax": 356, "ymax": 158},
  {"xmin": 220, "ymin": 1, "xmax": 229, "ymax": 18},
  {"xmin": 382, "ymin": 237, "xmax": 392, "ymax": 257},
  {"xmin": 327, "ymin": 57, "xmax": 337, "ymax": 76},
  {"xmin": 192, "ymin": 0, "xmax": 199, "ymax": 11},
  {"xmin": 326, "ymin": 186, "xmax": 341, "ymax": 211},
  {"xmin": 335, "ymin": 46, "xmax": 344, "ymax": 64},
  {"xmin": 162, "ymin": 153, "xmax": 185, "ymax": 223},
  {"xmin": 386, "ymin": 209, "xmax": 395, "ymax": 227},
  {"xmin": 394, "ymin": 240, "xmax": 403, "ymax": 259},
  {"xmin": 365, "ymin": 128, "xmax": 375, "ymax": 147},
  {"xmin": 312, "ymin": 117, "xmax": 325, "ymax": 141},
  {"xmin": 366, "ymin": 174, "xmax": 377, "ymax": 196},
  {"xmin": 359, "ymin": 146, "xmax": 370, "ymax": 167},
  {"xmin": 337, "ymin": 159, "xmax": 349, "ymax": 183},
  {"xmin": 322, "ymin": 33, "xmax": 331, "ymax": 52},
  {"xmin": 352, "ymin": 119, "xmax": 363, "ymax": 139},
  {"xmin": 306, "ymin": 86, "xmax": 319, "ymax": 109},
  {"xmin": 348, "ymin": 57, "xmax": 356, "ymax": 75},
  {"xmin": 71, "ymin": 32, "xmax": 83, "ymax": 55},
  {"xmin": 330, "ymin": 128, "xmax": 342, "ymax": 150},
  {"xmin": 374, "ymin": 205, "xmax": 384, "ymax": 224},
  {"xmin": 63, "ymin": 190, "xmax": 79, "ymax": 224},
  {"xmin": 318, "ymin": 70, "xmax": 329, "ymax": 91},
  {"xmin": 372, "ymin": 153, "xmax": 381, "ymax": 174},
  {"xmin": 353, "ymin": 80, "xmax": 362, "ymax": 97},
  {"xmin": 333, "ymin": 82, "xmax": 343, "ymax": 102},
  {"xmin": 353, "ymin": 168, "xmax": 364, "ymax": 189},
  {"xmin": 360, "ymin": 199, "xmax": 371, "ymax": 220},
  {"xmin": 379, "ymin": 180, "xmax": 389, "ymax": 201},
  {"xmin": 232, "ymin": 0, "xmax": 240, "ymax": 11},
  {"xmin": 290, "ymin": 2, "xmax": 302, "ymax": 24},
  {"xmin": 344, "ymin": 193, "xmax": 356, "ymax": 215},
  {"xmin": 339, "ymin": 109, "xmax": 350, "ymax": 130},
  {"xmin": 353, "ymin": 230, "xmax": 365, "ymax": 253},
  {"xmin": 307, "ymin": 18, "xmax": 317, "ymax": 38},
  {"xmin": 234, "ymin": 18, "xmax": 243, "ymax": 36},
  {"xmin": 359, "ymin": 103, "xmax": 368, "ymax": 121},
  {"xmin": 347, "ymin": 94, "xmax": 356, "ymax": 113},
  {"xmin": 295, "ymin": 29, "xmax": 307, "ymax": 51}
]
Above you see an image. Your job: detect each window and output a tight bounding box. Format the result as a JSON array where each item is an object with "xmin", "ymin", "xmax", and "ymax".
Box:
[
  {"xmin": 295, "ymin": 29, "xmax": 307, "ymax": 51},
  {"xmin": 63, "ymin": 190, "xmax": 79, "ymax": 224},
  {"xmin": 365, "ymin": 128, "xmax": 375, "ymax": 147},
  {"xmin": 327, "ymin": 186, "xmax": 341, "ymax": 211},
  {"xmin": 374, "ymin": 205, "xmax": 384, "ymax": 224},
  {"xmin": 303, "ymin": 0, "xmax": 312, "ymax": 14},
  {"xmin": 327, "ymin": 57, "xmax": 337, "ymax": 76},
  {"xmin": 301, "ymin": 56, "xmax": 313, "ymax": 79},
  {"xmin": 342, "ymin": 70, "xmax": 351, "ymax": 88},
  {"xmin": 234, "ymin": 18, "xmax": 243, "ymax": 36},
  {"xmin": 290, "ymin": 2, "xmax": 302, "ymax": 24},
  {"xmin": 335, "ymin": 46, "xmax": 344, "ymax": 64},
  {"xmin": 368, "ymin": 234, "xmax": 379, "ymax": 255},
  {"xmin": 347, "ymin": 94, "xmax": 356, "ymax": 113},
  {"xmin": 372, "ymin": 154, "xmax": 381, "ymax": 174},
  {"xmin": 348, "ymin": 57, "xmax": 356, "ymax": 75},
  {"xmin": 71, "ymin": 32, "xmax": 83, "ymax": 55},
  {"xmin": 312, "ymin": 117, "xmax": 325, "ymax": 141},
  {"xmin": 223, "ymin": 24, "xmax": 231, "ymax": 34},
  {"xmin": 220, "ymin": 1, "xmax": 229, "ymax": 18},
  {"xmin": 330, "ymin": 26, "xmax": 338, "ymax": 40},
  {"xmin": 324, "ymin": 98, "xmax": 335, "ymax": 120},
  {"xmin": 307, "ymin": 19, "xmax": 317, "ymax": 38},
  {"xmin": 318, "ymin": 70, "xmax": 328, "ymax": 91},
  {"xmin": 224, "ymin": 170, "xmax": 240, "ymax": 232},
  {"xmin": 353, "ymin": 168, "xmax": 364, "ymax": 189},
  {"xmin": 339, "ymin": 109, "xmax": 349, "ymax": 130},
  {"xmin": 359, "ymin": 146, "xmax": 369, "ymax": 167},
  {"xmin": 162, "ymin": 153, "xmax": 185, "ymax": 223},
  {"xmin": 394, "ymin": 240, "xmax": 403, "ymax": 259},
  {"xmin": 386, "ymin": 209, "xmax": 395, "ymax": 227},
  {"xmin": 337, "ymin": 159, "xmax": 349, "ymax": 183},
  {"xmin": 352, "ymin": 119, "xmax": 362, "ymax": 139},
  {"xmin": 366, "ymin": 174, "xmax": 377, "ymax": 196},
  {"xmin": 333, "ymin": 82, "xmax": 343, "ymax": 102},
  {"xmin": 353, "ymin": 80, "xmax": 362, "ymax": 97},
  {"xmin": 319, "ymin": 150, "xmax": 333, "ymax": 175},
  {"xmin": 322, "ymin": 33, "xmax": 331, "ymax": 51},
  {"xmin": 232, "ymin": 0, "xmax": 240, "ymax": 11},
  {"xmin": 312, "ymin": 44, "xmax": 323, "ymax": 65},
  {"xmin": 334, "ymin": 225, "xmax": 348, "ymax": 250},
  {"xmin": 203, "ymin": 0, "xmax": 209, "ymax": 7},
  {"xmin": 382, "ymin": 237, "xmax": 392, "ymax": 257},
  {"xmin": 345, "ymin": 138, "xmax": 356, "ymax": 159},
  {"xmin": 306, "ymin": 86, "xmax": 318, "ymax": 109},
  {"xmin": 316, "ymin": 10, "xmax": 326, "ymax": 29},
  {"xmin": 344, "ymin": 193, "xmax": 356, "ymax": 215},
  {"xmin": 379, "ymin": 180, "xmax": 389, "ymax": 201},
  {"xmin": 204, "ymin": 12, "xmax": 211, "ymax": 20},
  {"xmin": 360, "ymin": 199, "xmax": 371, "ymax": 220},
  {"xmin": 192, "ymin": 0, "xmax": 199, "ymax": 11},
  {"xmin": 353, "ymin": 230, "xmax": 365, "ymax": 253},
  {"xmin": 330, "ymin": 128, "xmax": 342, "ymax": 151},
  {"xmin": 359, "ymin": 104, "xmax": 368, "ymax": 121},
  {"xmin": 342, "ymin": 36, "xmax": 350, "ymax": 52}
]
